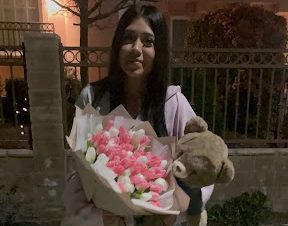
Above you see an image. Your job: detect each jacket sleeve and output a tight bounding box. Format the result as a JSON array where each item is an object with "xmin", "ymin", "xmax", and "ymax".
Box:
[
  {"xmin": 62, "ymin": 170, "xmax": 105, "ymax": 226},
  {"xmin": 74, "ymin": 84, "xmax": 94, "ymax": 110},
  {"xmin": 167, "ymin": 90, "xmax": 214, "ymax": 214},
  {"xmin": 62, "ymin": 85, "xmax": 104, "ymax": 226}
]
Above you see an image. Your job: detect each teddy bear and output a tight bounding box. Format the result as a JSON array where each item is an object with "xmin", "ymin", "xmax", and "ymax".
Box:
[
  {"xmin": 172, "ymin": 116, "xmax": 235, "ymax": 226},
  {"xmin": 123, "ymin": 116, "xmax": 234, "ymax": 226}
]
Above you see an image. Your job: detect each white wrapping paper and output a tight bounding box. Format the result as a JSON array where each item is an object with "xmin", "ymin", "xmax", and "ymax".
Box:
[{"xmin": 66, "ymin": 104, "xmax": 189, "ymax": 217}]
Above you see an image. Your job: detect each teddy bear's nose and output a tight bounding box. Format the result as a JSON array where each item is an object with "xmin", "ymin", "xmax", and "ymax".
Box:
[{"xmin": 189, "ymin": 170, "xmax": 197, "ymax": 175}]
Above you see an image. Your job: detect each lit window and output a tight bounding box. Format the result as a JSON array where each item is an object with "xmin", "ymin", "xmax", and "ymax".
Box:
[
  {"xmin": 0, "ymin": 0, "xmax": 39, "ymax": 22},
  {"xmin": 0, "ymin": 0, "xmax": 40, "ymax": 45}
]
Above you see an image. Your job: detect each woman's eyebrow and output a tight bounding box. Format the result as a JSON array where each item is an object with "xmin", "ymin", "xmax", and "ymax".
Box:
[
  {"xmin": 142, "ymin": 32, "xmax": 155, "ymax": 39},
  {"xmin": 124, "ymin": 29, "xmax": 155, "ymax": 37}
]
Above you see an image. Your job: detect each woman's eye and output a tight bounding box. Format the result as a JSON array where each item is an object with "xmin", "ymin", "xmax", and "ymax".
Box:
[
  {"xmin": 122, "ymin": 35, "xmax": 134, "ymax": 44},
  {"xmin": 143, "ymin": 38, "xmax": 154, "ymax": 47}
]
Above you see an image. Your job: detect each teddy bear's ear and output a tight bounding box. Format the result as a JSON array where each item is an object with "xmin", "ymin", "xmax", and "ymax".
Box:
[
  {"xmin": 177, "ymin": 132, "xmax": 202, "ymax": 146},
  {"xmin": 184, "ymin": 116, "xmax": 208, "ymax": 134},
  {"xmin": 216, "ymin": 159, "xmax": 235, "ymax": 184}
]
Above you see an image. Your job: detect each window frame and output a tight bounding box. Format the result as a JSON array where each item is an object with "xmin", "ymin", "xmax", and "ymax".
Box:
[
  {"xmin": 169, "ymin": 16, "xmax": 189, "ymax": 50},
  {"xmin": 0, "ymin": 0, "xmax": 40, "ymax": 22}
]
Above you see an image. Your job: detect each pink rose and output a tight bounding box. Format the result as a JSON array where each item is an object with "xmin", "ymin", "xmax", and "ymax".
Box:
[
  {"xmin": 120, "ymin": 143, "xmax": 134, "ymax": 152},
  {"xmin": 107, "ymin": 160, "xmax": 116, "ymax": 168},
  {"xmin": 131, "ymin": 163, "xmax": 147, "ymax": 175},
  {"xmin": 103, "ymin": 119, "xmax": 114, "ymax": 130},
  {"xmin": 150, "ymin": 184, "xmax": 163, "ymax": 193},
  {"xmin": 140, "ymin": 135, "xmax": 150, "ymax": 146},
  {"xmin": 92, "ymin": 133, "xmax": 101, "ymax": 146},
  {"xmin": 148, "ymin": 156, "xmax": 161, "ymax": 167},
  {"xmin": 117, "ymin": 181, "xmax": 126, "ymax": 192},
  {"xmin": 120, "ymin": 158, "xmax": 133, "ymax": 168},
  {"xmin": 98, "ymin": 144, "xmax": 106, "ymax": 154},
  {"xmin": 112, "ymin": 137, "xmax": 120, "ymax": 145},
  {"xmin": 142, "ymin": 169, "xmax": 157, "ymax": 181},
  {"xmin": 96, "ymin": 133, "xmax": 108, "ymax": 146},
  {"xmin": 112, "ymin": 165, "xmax": 125, "ymax": 176},
  {"xmin": 107, "ymin": 152, "xmax": 116, "ymax": 160},
  {"xmin": 118, "ymin": 149, "xmax": 128, "ymax": 159},
  {"xmin": 119, "ymin": 127, "xmax": 131, "ymax": 144},
  {"xmin": 134, "ymin": 150, "xmax": 145, "ymax": 158},
  {"xmin": 150, "ymin": 191, "xmax": 160, "ymax": 201},
  {"xmin": 145, "ymin": 152, "xmax": 153, "ymax": 160},
  {"xmin": 151, "ymin": 167, "xmax": 166, "ymax": 178},
  {"xmin": 130, "ymin": 173, "xmax": 145, "ymax": 184},
  {"xmin": 135, "ymin": 180, "xmax": 150, "ymax": 190},
  {"xmin": 150, "ymin": 200, "xmax": 160, "ymax": 207}
]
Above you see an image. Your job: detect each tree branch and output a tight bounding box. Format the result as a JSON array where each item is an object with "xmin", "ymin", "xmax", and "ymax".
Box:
[
  {"xmin": 141, "ymin": 0, "xmax": 159, "ymax": 2},
  {"xmin": 88, "ymin": 0, "xmax": 130, "ymax": 24},
  {"xmin": 50, "ymin": 0, "xmax": 80, "ymax": 17},
  {"xmin": 88, "ymin": 0, "xmax": 105, "ymax": 16}
]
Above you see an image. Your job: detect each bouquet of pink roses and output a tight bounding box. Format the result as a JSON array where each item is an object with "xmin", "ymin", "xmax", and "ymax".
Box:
[{"xmin": 67, "ymin": 104, "xmax": 189, "ymax": 216}]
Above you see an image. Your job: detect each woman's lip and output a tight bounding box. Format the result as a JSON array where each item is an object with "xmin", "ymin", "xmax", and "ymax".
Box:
[
  {"xmin": 128, "ymin": 59, "xmax": 142, "ymax": 63},
  {"xmin": 127, "ymin": 60, "xmax": 142, "ymax": 69}
]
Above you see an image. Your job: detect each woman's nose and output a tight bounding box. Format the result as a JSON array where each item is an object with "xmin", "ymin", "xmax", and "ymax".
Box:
[{"xmin": 131, "ymin": 38, "xmax": 142, "ymax": 56}]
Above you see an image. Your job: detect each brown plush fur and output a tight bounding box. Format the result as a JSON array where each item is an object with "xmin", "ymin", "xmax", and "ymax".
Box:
[
  {"xmin": 174, "ymin": 116, "xmax": 234, "ymax": 188},
  {"xmin": 172, "ymin": 116, "xmax": 235, "ymax": 226},
  {"xmin": 112, "ymin": 117, "xmax": 235, "ymax": 226}
]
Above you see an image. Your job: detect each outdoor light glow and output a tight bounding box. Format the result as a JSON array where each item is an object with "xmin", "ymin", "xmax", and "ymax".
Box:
[
  {"xmin": 20, "ymin": 125, "xmax": 24, "ymax": 128},
  {"xmin": 21, "ymin": 132, "xmax": 25, "ymax": 135},
  {"xmin": 16, "ymin": 111, "xmax": 20, "ymax": 114},
  {"xmin": 23, "ymin": 107, "xmax": 27, "ymax": 112},
  {"xmin": 46, "ymin": 0, "xmax": 62, "ymax": 15},
  {"xmin": 25, "ymin": 98, "xmax": 27, "ymax": 101}
]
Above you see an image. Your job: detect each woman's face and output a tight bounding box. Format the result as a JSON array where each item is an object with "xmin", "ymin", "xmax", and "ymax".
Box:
[{"xmin": 119, "ymin": 17, "xmax": 155, "ymax": 79}]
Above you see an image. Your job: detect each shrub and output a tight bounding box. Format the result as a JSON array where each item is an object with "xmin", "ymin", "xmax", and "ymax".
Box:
[
  {"xmin": 0, "ymin": 185, "xmax": 20, "ymax": 226},
  {"xmin": 180, "ymin": 5, "xmax": 288, "ymax": 141},
  {"xmin": 208, "ymin": 191, "xmax": 272, "ymax": 226},
  {"xmin": 186, "ymin": 5, "xmax": 287, "ymax": 48}
]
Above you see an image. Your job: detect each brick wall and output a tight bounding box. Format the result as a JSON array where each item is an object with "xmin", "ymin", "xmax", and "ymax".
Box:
[
  {"xmin": 209, "ymin": 148, "xmax": 288, "ymax": 212},
  {"xmin": 0, "ymin": 33, "xmax": 66, "ymax": 223},
  {"xmin": 25, "ymin": 33, "xmax": 66, "ymax": 221}
]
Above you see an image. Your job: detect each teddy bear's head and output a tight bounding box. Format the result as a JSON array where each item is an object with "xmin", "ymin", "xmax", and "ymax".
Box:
[{"xmin": 172, "ymin": 116, "xmax": 235, "ymax": 188}]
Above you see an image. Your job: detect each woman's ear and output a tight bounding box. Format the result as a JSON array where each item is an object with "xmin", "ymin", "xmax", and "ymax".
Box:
[{"xmin": 215, "ymin": 159, "xmax": 235, "ymax": 184}]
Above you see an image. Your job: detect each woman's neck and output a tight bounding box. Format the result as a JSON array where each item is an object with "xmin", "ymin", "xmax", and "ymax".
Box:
[{"xmin": 123, "ymin": 76, "xmax": 146, "ymax": 118}]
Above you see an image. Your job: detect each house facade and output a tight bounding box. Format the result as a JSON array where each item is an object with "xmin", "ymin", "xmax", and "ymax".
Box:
[
  {"xmin": 2, "ymin": 0, "xmax": 288, "ymax": 49},
  {"xmin": 1, "ymin": 0, "xmax": 288, "ymax": 83},
  {"xmin": 1, "ymin": 1, "xmax": 288, "ymax": 224}
]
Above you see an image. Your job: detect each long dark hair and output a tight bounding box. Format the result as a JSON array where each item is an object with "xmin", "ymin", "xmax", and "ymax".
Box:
[{"xmin": 91, "ymin": 4, "xmax": 169, "ymax": 136}]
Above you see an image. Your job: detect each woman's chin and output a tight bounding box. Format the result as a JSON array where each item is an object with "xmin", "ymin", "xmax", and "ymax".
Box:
[{"xmin": 124, "ymin": 70, "xmax": 146, "ymax": 79}]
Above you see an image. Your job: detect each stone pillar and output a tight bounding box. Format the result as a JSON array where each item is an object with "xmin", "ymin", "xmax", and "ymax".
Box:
[{"xmin": 24, "ymin": 33, "xmax": 65, "ymax": 221}]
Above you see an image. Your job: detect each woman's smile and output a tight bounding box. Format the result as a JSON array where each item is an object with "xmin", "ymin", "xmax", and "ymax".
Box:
[
  {"xmin": 128, "ymin": 59, "xmax": 142, "ymax": 67},
  {"xmin": 119, "ymin": 18, "xmax": 155, "ymax": 78}
]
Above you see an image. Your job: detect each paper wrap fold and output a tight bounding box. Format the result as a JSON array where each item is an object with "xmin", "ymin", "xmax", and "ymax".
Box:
[{"xmin": 67, "ymin": 104, "xmax": 190, "ymax": 216}]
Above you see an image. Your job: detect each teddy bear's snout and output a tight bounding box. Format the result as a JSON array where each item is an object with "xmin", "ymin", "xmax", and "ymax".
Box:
[{"xmin": 172, "ymin": 160, "xmax": 188, "ymax": 178}]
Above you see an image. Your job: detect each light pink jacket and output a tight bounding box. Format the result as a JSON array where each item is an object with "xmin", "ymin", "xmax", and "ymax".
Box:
[{"xmin": 62, "ymin": 85, "xmax": 214, "ymax": 226}]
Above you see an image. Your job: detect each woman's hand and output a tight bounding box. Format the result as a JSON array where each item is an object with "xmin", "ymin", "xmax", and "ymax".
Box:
[
  {"xmin": 141, "ymin": 214, "xmax": 177, "ymax": 226},
  {"xmin": 102, "ymin": 210, "xmax": 126, "ymax": 226}
]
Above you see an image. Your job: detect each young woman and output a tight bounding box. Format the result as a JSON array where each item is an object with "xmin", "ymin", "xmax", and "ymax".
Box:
[{"xmin": 62, "ymin": 4, "xmax": 214, "ymax": 226}]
